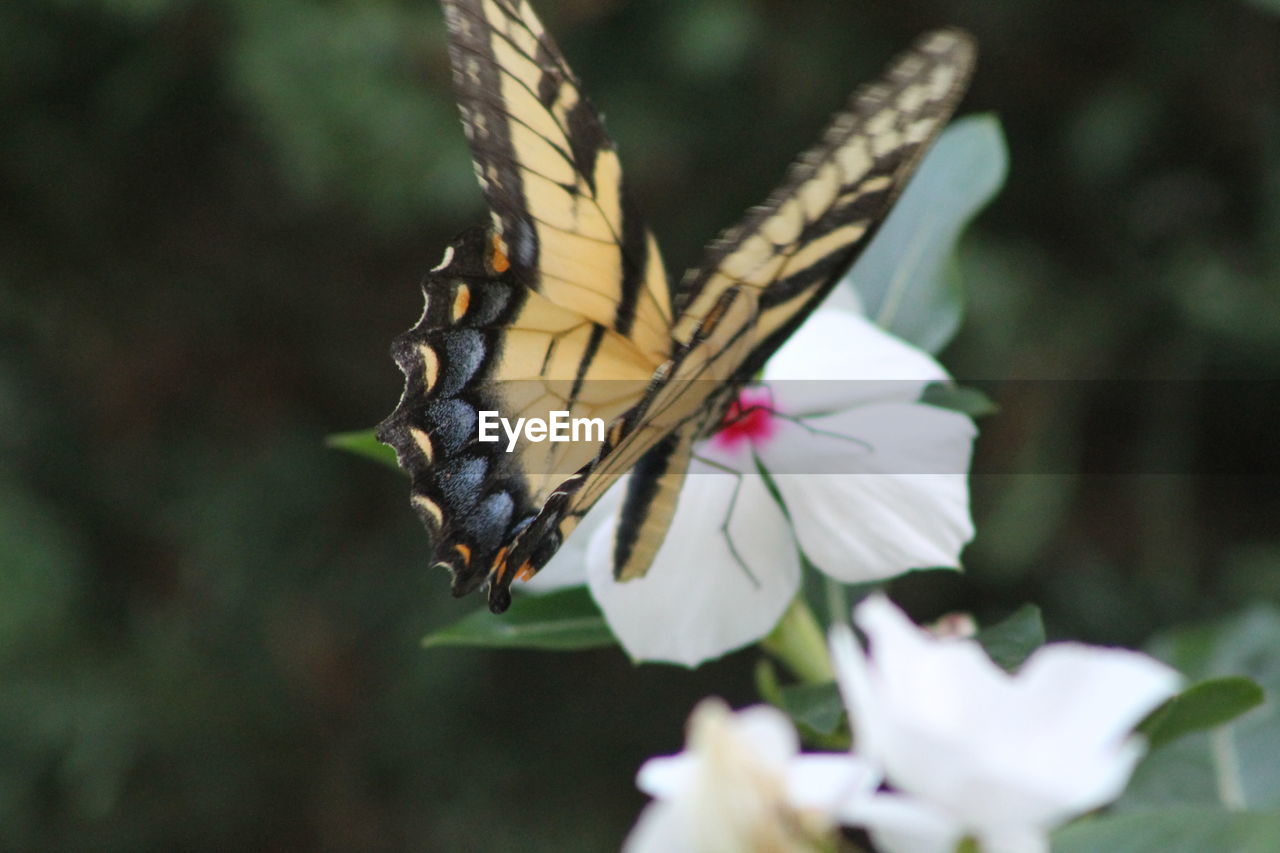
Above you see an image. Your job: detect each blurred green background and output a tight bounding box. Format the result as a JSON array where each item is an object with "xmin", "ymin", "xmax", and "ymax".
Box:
[{"xmin": 2, "ymin": 0, "xmax": 1278, "ymax": 849}]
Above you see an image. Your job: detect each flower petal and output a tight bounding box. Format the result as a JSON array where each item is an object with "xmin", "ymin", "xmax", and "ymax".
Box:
[
  {"xmin": 978, "ymin": 825, "xmax": 1052, "ymax": 853},
  {"xmin": 622, "ymin": 800, "xmax": 686, "ymax": 853},
  {"xmin": 636, "ymin": 753, "xmax": 696, "ymax": 799},
  {"xmin": 1016, "ymin": 643, "xmax": 1182, "ymax": 751},
  {"xmin": 763, "ymin": 405, "xmax": 975, "ymax": 581},
  {"xmin": 835, "ymin": 596, "xmax": 1183, "ymax": 845},
  {"xmin": 626, "ymin": 700, "xmax": 846, "ymax": 853},
  {"xmin": 637, "ymin": 701, "xmax": 799, "ymax": 799},
  {"xmin": 829, "ymin": 623, "xmax": 889, "ymax": 761},
  {"xmin": 786, "ymin": 753, "xmax": 880, "ymax": 815},
  {"xmin": 853, "ymin": 598, "xmax": 1060, "ymax": 823},
  {"xmin": 729, "ymin": 704, "xmax": 802, "ymax": 769},
  {"xmin": 854, "ymin": 594, "xmax": 1009, "ymax": 719},
  {"xmin": 764, "ymin": 309, "xmax": 950, "ymax": 414},
  {"xmin": 586, "ymin": 462, "xmax": 801, "ymax": 667},
  {"xmin": 983, "ymin": 643, "xmax": 1181, "ymax": 818},
  {"xmin": 844, "ymin": 792, "xmax": 967, "ymax": 853}
]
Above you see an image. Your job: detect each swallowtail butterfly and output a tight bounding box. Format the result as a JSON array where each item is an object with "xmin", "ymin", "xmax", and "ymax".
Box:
[{"xmin": 377, "ymin": 0, "xmax": 976, "ymax": 612}]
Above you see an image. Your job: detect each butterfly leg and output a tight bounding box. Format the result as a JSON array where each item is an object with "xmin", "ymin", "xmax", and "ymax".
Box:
[{"xmin": 691, "ymin": 453, "xmax": 763, "ymax": 589}]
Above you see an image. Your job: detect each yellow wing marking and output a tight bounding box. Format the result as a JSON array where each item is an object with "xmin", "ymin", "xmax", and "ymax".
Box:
[
  {"xmin": 444, "ymin": 0, "xmax": 675, "ymax": 365},
  {"xmin": 409, "ymin": 427, "xmax": 435, "ymax": 463},
  {"xmin": 411, "ymin": 495, "xmax": 445, "ymax": 529},
  {"xmin": 611, "ymin": 421, "xmax": 700, "ymax": 582},
  {"xmin": 484, "ymin": 285, "xmax": 657, "ymax": 504},
  {"xmin": 672, "ymin": 29, "xmax": 977, "ymax": 346},
  {"xmin": 564, "ymin": 288, "xmax": 760, "ymax": 519},
  {"xmin": 418, "ymin": 343, "xmax": 440, "ymax": 392}
]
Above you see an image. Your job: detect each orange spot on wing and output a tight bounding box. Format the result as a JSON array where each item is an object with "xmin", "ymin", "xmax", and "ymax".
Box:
[
  {"xmin": 515, "ymin": 562, "xmax": 535, "ymax": 582},
  {"xmin": 453, "ymin": 543, "xmax": 472, "ymax": 567},
  {"xmin": 697, "ymin": 288, "xmax": 738, "ymax": 338},
  {"xmin": 490, "ymin": 546, "xmax": 510, "ymax": 584},
  {"xmin": 452, "ymin": 283, "xmax": 471, "ymax": 321},
  {"xmin": 490, "ymin": 233, "xmax": 511, "ymax": 274}
]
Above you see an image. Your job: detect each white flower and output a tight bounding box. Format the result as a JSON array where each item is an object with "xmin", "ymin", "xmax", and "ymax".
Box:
[
  {"xmin": 529, "ymin": 307, "xmax": 976, "ymax": 667},
  {"xmin": 831, "ymin": 595, "xmax": 1183, "ymax": 853},
  {"xmin": 625, "ymin": 698, "xmax": 877, "ymax": 853}
]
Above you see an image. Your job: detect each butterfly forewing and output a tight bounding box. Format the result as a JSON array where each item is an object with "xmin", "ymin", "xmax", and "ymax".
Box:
[
  {"xmin": 441, "ymin": 0, "xmax": 674, "ymax": 365},
  {"xmin": 674, "ymin": 28, "xmax": 977, "ymax": 367}
]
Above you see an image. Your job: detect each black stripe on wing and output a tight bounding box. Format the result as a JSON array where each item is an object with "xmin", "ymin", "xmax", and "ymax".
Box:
[
  {"xmin": 440, "ymin": 0, "xmax": 668, "ymax": 342},
  {"xmin": 675, "ymin": 30, "xmax": 977, "ymax": 334}
]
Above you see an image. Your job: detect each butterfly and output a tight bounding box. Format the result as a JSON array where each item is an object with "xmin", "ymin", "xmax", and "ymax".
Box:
[{"xmin": 377, "ymin": 0, "xmax": 976, "ymax": 613}]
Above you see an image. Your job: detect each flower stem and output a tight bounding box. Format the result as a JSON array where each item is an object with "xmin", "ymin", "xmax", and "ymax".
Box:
[
  {"xmin": 824, "ymin": 575, "xmax": 850, "ymax": 626},
  {"xmin": 1211, "ymin": 726, "xmax": 1247, "ymax": 811},
  {"xmin": 761, "ymin": 597, "xmax": 834, "ymax": 684}
]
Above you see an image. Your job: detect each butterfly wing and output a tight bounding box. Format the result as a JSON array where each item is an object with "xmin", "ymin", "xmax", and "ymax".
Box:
[
  {"xmin": 441, "ymin": 0, "xmax": 673, "ymax": 364},
  {"xmin": 497, "ymin": 30, "xmax": 978, "ymax": 592},
  {"xmin": 376, "ymin": 226, "xmax": 658, "ymax": 601},
  {"xmin": 383, "ymin": 3, "xmax": 977, "ymax": 613},
  {"xmin": 379, "ymin": 0, "xmax": 680, "ymax": 607},
  {"xmin": 673, "ymin": 29, "xmax": 978, "ymax": 367}
]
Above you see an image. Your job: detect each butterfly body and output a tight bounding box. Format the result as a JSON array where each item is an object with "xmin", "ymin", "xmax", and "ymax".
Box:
[{"xmin": 378, "ymin": 0, "xmax": 976, "ymax": 612}]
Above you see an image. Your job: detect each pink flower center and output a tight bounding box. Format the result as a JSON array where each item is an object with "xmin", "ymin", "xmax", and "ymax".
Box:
[{"xmin": 713, "ymin": 388, "xmax": 777, "ymax": 451}]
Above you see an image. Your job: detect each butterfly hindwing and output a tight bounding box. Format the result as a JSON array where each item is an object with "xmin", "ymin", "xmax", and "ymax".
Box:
[
  {"xmin": 376, "ymin": 226, "xmax": 656, "ymax": 602},
  {"xmin": 608, "ymin": 417, "xmax": 704, "ymax": 582},
  {"xmin": 376, "ymin": 227, "xmax": 536, "ymax": 598}
]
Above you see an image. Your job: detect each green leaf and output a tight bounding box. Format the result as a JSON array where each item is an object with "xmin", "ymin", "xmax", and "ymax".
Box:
[
  {"xmin": 920, "ymin": 381, "xmax": 999, "ymax": 417},
  {"xmin": 1120, "ymin": 605, "xmax": 1280, "ymax": 811},
  {"xmin": 777, "ymin": 681, "xmax": 844, "ymax": 736},
  {"xmin": 1138, "ymin": 677, "xmax": 1265, "ymax": 751},
  {"xmin": 422, "ymin": 586, "xmax": 616, "ymax": 651},
  {"xmin": 1054, "ymin": 807, "xmax": 1280, "ymax": 853},
  {"xmin": 848, "ymin": 113, "xmax": 1008, "ymax": 354},
  {"xmin": 326, "ymin": 428, "xmax": 400, "ymax": 471},
  {"xmin": 975, "ymin": 604, "xmax": 1045, "ymax": 672}
]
